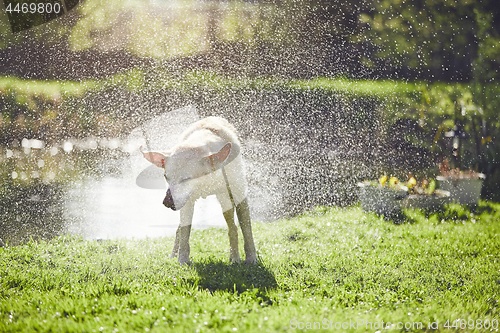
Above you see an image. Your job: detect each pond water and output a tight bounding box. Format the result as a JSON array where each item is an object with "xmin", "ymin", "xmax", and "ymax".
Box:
[{"xmin": 63, "ymin": 163, "xmax": 228, "ymax": 241}]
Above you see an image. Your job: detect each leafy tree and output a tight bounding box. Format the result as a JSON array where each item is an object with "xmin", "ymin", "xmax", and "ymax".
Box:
[
  {"xmin": 360, "ymin": 0, "xmax": 500, "ymax": 81},
  {"xmin": 1, "ymin": 0, "xmax": 498, "ymax": 80}
]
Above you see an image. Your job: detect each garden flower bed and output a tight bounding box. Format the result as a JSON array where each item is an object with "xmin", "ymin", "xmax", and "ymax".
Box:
[{"xmin": 358, "ymin": 175, "xmax": 451, "ymax": 217}]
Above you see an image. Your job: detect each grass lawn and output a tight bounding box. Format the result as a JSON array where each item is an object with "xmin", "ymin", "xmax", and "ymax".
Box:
[{"xmin": 1, "ymin": 203, "xmax": 499, "ymax": 332}]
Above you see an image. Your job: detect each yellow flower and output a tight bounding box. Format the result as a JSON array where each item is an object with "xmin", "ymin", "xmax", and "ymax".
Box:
[
  {"xmin": 407, "ymin": 176, "xmax": 417, "ymax": 188},
  {"xmin": 389, "ymin": 176, "xmax": 399, "ymax": 187}
]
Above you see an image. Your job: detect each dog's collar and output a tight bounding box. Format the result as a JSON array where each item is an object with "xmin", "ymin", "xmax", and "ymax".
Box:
[{"xmin": 210, "ymin": 143, "xmax": 239, "ymax": 208}]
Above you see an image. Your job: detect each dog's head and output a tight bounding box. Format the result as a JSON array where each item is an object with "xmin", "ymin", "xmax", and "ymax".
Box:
[{"xmin": 142, "ymin": 143, "xmax": 232, "ymax": 210}]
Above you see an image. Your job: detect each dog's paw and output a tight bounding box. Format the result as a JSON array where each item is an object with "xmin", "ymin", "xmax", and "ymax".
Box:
[
  {"xmin": 178, "ymin": 258, "xmax": 191, "ymax": 265},
  {"xmin": 229, "ymin": 256, "xmax": 241, "ymax": 264},
  {"xmin": 178, "ymin": 253, "xmax": 191, "ymax": 265},
  {"xmin": 244, "ymin": 256, "xmax": 258, "ymax": 265}
]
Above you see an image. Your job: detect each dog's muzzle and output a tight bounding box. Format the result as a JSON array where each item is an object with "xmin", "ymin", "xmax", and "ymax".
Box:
[{"xmin": 163, "ymin": 189, "xmax": 176, "ymax": 210}]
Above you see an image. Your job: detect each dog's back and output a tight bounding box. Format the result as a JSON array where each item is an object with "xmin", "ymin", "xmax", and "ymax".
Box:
[{"xmin": 181, "ymin": 116, "xmax": 240, "ymax": 149}]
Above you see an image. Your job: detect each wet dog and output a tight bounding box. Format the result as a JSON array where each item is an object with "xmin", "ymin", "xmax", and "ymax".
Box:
[{"xmin": 142, "ymin": 117, "xmax": 257, "ymax": 264}]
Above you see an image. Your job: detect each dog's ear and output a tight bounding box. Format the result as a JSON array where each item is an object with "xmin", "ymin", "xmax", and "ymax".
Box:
[
  {"xmin": 141, "ymin": 147, "xmax": 169, "ymax": 168},
  {"xmin": 204, "ymin": 142, "xmax": 232, "ymax": 170}
]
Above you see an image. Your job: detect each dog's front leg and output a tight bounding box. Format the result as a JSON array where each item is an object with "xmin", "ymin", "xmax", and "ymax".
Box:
[
  {"xmin": 222, "ymin": 207, "xmax": 241, "ymax": 264},
  {"xmin": 177, "ymin": 201, "xmax": 194, "ymax": 264},
  {"xmin": 170, "ymin": 226, "xmax": 181, "ymax": 258},
  {"xmin": 236, "ymin": 198, "xmax": 257, "ymax": 264}
]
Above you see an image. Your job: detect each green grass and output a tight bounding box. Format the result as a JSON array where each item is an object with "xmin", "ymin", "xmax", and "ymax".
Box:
[
  {"xmin": 0, "ymin": 76, "xmax": 99, "ymax": 100},
  {"xmin": 287, "ymin": 77, "xmax": 423, "ymax": 98},
  {"xmin": 0, "ymin": 71, "xmax": 423, "ymax": 101},
  {"xmin": 1, "ymin": 203, "xmax": 500, "ymax": 332}
]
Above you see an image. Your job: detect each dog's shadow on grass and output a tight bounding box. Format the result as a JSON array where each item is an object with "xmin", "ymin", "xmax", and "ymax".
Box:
[{"xmin": 191, "ymin": 259, "xmax": 278, "ymax": 294}]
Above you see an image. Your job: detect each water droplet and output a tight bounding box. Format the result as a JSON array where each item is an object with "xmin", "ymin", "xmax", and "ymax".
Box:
[
  {"xmin": 31, "ymin": 139, "xmax": 44, "ymax": 149},
  {"xmin": 63, "ymin": 141, "xmax": 74, "ymax": 153},
  {"xmin": 45, "ymin": 171, "xmax": 56, "ymax": 181},
  {"xmin": 21, "ymin": 138, "xmax": 29, "ymax": 148}
]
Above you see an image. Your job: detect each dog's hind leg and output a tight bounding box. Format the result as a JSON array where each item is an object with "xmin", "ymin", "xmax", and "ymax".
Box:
[
  {"xmin": 177, "ymin": 201, "xmax": 194, "ymax": 264},
  {"xmin": 222, "ymin": 206, "xmax": 241, "ymax": 264},
  {"xmin": 236, "ymin": 198, "xmax": 257, "ymax": 264}
]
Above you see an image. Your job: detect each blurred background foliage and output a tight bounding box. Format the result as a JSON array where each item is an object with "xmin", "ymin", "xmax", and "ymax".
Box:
[
  {"xmin": 0, "ymin": 0, "xmax": 499, "ymax": 200},
  {"xmin": 1, "ymin": 0, "xmax": 498, "ymax": 80}
]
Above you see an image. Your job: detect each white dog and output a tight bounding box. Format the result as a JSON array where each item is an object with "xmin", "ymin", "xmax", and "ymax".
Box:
[{"xmin": 142, "ymin": 117, "xmax": 257, "ymax": 264}]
